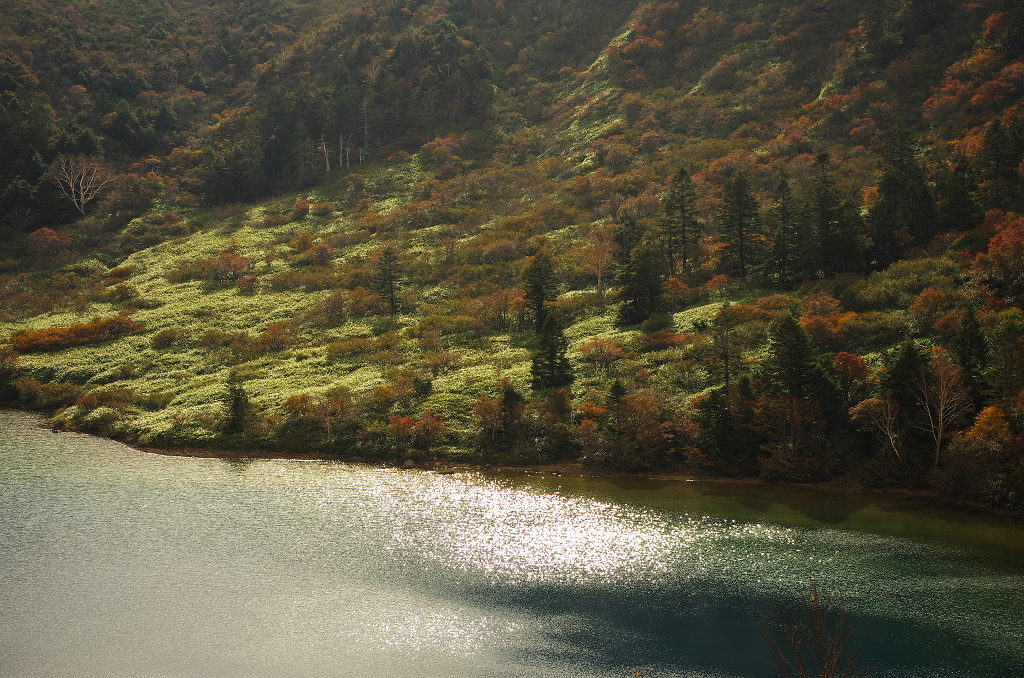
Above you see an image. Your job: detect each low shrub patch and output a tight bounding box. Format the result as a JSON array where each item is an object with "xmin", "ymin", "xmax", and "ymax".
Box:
[{"xmin": 10, "ymin": 316, "xmax": 144, "ymax": 352}]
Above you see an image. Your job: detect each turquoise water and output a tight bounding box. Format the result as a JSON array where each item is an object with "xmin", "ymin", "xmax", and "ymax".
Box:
[{"xmin": 1, "ymin": 409, "xmax": 1022, "ymax": 677}]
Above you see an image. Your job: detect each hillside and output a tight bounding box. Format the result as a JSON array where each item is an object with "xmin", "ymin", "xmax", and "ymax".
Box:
[{"xmin": 2, "ymin": 0, "xmax": 1024, "ymax": 510}]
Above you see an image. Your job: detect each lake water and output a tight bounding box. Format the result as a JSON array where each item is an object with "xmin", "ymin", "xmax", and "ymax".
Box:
[{"xmin": 1, "ymin": 409, "xmax": 1022, "ymax": 677}]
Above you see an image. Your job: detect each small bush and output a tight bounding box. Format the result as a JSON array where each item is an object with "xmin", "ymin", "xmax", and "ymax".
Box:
[
  {"xmin": 327, "ymin": 336, "xmax": 378, "ymax": 360},
  {"xmin": 13, "ymin": 376, "xmax": 85, "ymax": 409},
  {"xmin": 151, "ymin": 327, "xmax": 180, "ymax": 349},
  {"xmin": 98, "ymin": 283, "xmax": 140, "ymax": 303},
  {"xmin": 291, "ymin": 199, "xmax": 310, "ymax": 221},
  {"xmin": 256, "ymin": 214, "xmax": 290, "ymax": 228},
  {"xmin": 235, "ymin": 276, "xmax": 260, "ymax": 294},
  {"xmin": 76, "ymin": 388, "xmax": 137, "ymax": 411},
  {"xmin": 310, "ymin": 202, "xmax": 333, "ymax": 217},
  {"xmin": 105, "ymin": 266, "xmax": 137, "ymax": 285},
  {"xmin": 641, "ymin": 312, "xmax": 674, "ymax": 334},
  {"xmin": 268, "ymin": 268, "xmax": 339, "ymax": 292},
  {"xmin": 258, "ymin": 322, "xmax": 293, "ymax": 352}
]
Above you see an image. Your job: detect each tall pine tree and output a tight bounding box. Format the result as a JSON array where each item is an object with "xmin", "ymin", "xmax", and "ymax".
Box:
[
  {"xmin": 764, "ymin": 313, "xmax": 817, "ymax": 398},
  {"xmin": 373, "ymin": 243, "xmax": 402, "ymax": 315},
  {"xmin": 952, "ymin": 307, "xmax": 988, "ymax": 387},
  {"xmin": 661, "ymin": 167, "xmax": 699, "ymax": 275},
  {"xmin": 762, "ymin": 176, "xmax": 803, "ymax": 287},
  {"xmin": 866, "ymin": 122, "xmax": 936, "ymax": 269},
  {"xmin": 807, "ymin": 153, "xmax": 863, "ymax": 277},
  {"xmin": 531, "ymin": 314, "xmax": 574, "ymax": 389},
  {"xmin": 616, "ymin": 242, "xmax": 665, "ymax": 326},
  {"xmin": 717, "ymin": 172, "xmax": 760, "ymax": 279},
  {"xmin": 936, "ymin": 155, "xmax": 983, "ymax": 234},
  {"xmin": 524, "ymin": 251, "xmax": 556, "ymax": 333}
]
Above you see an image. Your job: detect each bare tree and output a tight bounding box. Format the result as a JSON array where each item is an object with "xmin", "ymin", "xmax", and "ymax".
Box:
[
  {"xmin": 49, "ymin": 155, "xmax": 115, "ymax": 214},
  {"xmin": 320, "ymin": 135, "xmax": 330, "ymax": 173},
  {"xmin": 361, "ymin": 53, "xmax": 387, "ymax": 85},
  {"xmin": 909, "ymin": 354, "xmax": 973, "ymax": 470},
  {"xmin": 849, "ymin": 395, "xmax": 903, "ymax": 464},
  {"xmin": 761, "ymin": 579, "xmax": 863, "ymax": 678}
]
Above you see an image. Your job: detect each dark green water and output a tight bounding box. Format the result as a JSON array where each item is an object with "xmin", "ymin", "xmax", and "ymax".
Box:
[{"xmin": 1, "ymin": 409, "xmax": 1022, "ymax": 677}]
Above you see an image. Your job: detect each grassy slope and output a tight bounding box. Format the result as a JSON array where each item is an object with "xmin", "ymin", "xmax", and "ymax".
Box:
[{"xmin": 0, "ymin": 0, "xmax": 1007, "ymax": 465}]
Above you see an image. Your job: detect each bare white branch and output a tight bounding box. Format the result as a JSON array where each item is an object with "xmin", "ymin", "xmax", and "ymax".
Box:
[{"xmin": 49, "ymin": 155, "xmax": 115, "ymax": 215}]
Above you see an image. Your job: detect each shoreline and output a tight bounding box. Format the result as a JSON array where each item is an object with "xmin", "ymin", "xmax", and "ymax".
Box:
[
  {"xmin": 6, "ymin": 407, "xmax": 1019, "ymax": 520},
  {"xmin": 129, "ymin": 440, "xmax": 1024, "ymax": 521}
]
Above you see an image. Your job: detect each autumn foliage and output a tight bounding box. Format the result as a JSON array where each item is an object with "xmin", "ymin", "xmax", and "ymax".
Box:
[{"xmin": 10, "ymin": 316, "xmax": 144, "ymax": 352}]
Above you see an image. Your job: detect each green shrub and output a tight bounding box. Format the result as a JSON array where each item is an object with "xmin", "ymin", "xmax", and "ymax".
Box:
[
  {"xmin": 13, "ymin": 376, "xmax": 85, "ymax": 409},
  {"xmin": 151, "ymin": 328, "xmax": 180, "ymax": 349}
]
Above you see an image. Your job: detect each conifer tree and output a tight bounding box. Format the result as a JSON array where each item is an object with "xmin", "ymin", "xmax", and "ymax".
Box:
[
  {"xmin": 717, "ymin": 172, "xmax": 760, "ymax": 279},
  {"xmin": 866, "ymin": 122, "xmax": 936, "ymax": 267},
  {"xmin": 524, "ymin": 251, "xmax": 556, "ymax": 332},
  {"xmin": 982, "ymin": 118, "xmax": 1018, "ymax": 183},
  {"xmin": 712, "ymin": 302, "xmax": 741, "ymax": 388},
  {"xmin": 807, "ymin": 153, "xmax": 862, "ymax": 277},
  {"xmin": 373, "ymin": 243, "xmax": 402, "ymax": 315},
  {"xmin": 531, "ymin": 314, "xmax": 574, "ymax": 390},
  {"xmin": 762, "ymin": 176, "xmax": 803, "ymax": 287},
  {"xmin": 764, "ymin": 313, "xmax": 817, "ymax": 398},
  {"xmin": 661, "ymin": 167, "xmax": 699, "ymax": 275},
  {"xmin": 613, "ymin": 213, "xmax": 643, "ymax": 265},
  {"xmin": 224, "ymin": 379, "xmax": 250, "ymax": 435},
  {"xmin": 616, "ymin": 242, "xmax": 665, "ymax": 326},
  {"xmin": 936, "ymin": 156, "xmax": 983, "ymax": 234},
  {"xmin": 952, "ymin": 308, "xmax": 988, "ymax": 386},
  {"xmin": 881, "ymin": 340, "xmax": 926, "ymax": 412}
]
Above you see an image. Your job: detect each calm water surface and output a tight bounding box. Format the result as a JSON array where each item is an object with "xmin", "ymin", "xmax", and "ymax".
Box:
[{"xmin": 1, "ymin": 409, "xmax": 1022, "ymax": 677}]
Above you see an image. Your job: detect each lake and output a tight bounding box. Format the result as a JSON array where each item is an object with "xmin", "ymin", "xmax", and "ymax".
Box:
[{"xmin": 1, "ymin": 409, "xmax": 1022, "ymax": 677}]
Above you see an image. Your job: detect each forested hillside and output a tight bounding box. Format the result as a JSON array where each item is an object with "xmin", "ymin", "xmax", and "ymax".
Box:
[{"xmin": 2, "ymin": 0, "xmax": 1024, "ymax": 510}]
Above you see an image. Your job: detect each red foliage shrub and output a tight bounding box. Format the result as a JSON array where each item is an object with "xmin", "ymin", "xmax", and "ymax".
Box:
[
  {"xmin": 664, "ymin": 276, "xmax": 702, "ymax": 309},
  {"xmin": 11, "ymin": 316, "xmax": 144, "ymax": 352},
  {"xmin": 258, "ymin": 322, "xmax": 292, "ymax": 351},
  {"xmin": 933, "ymin": 313, "xmax": 962, "ymax": 341},
  {"xmin": 645, "ymin": 330, "xmax": 683, "ymax": 351},
  {"xmin": 27, "ymin": 228, "xmax": 72, "ymax": 255},
  {"xmin": 105, "ymin": 266, "xmax": 136, "ymax": 285},
  {"xmin": 235, "ymin": 276, "xmax": 260, "ymax": 294},
  {"xmin": 310, "ymin": 202, "xmax": 333, "ymax": 217},
  {"xmin": 291, "ymin": 199, "xmax": 310, "ymax": 220},
  {"xmin": 580, "ymin": 338, "xmax": 626, "ymax": 369},
  {"xmin": 300, "ymin": 242, "xmax": 334, "ymax": 267}
]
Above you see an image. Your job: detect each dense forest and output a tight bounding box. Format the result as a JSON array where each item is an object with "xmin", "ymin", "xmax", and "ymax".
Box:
[{"xmin": 2, "ymin": 0, "xmax": 1024, "ymax": 511}]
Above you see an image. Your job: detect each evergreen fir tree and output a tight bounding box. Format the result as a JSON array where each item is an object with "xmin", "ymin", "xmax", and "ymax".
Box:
[
  {"xmin": 764, "ymin": 312, "xmax": 817, "ymax": 398},
  {"xmin": 609, "ymin": 378, "xmax": 627, "ymax": 403},
  {"xmin": 613, "ymin": 213, "xmax": 643, "ymax": 265},
  {"xmin": 373, "ymin": 243, "xmax": 402, "ymax": 315},
  {"xmin": 524, "ymin": 251, "xmax": 556, "ymax": 332},
  {"xmin": 866, "ymin": 122, "xmax": 936, "ymax": 269},
  {"xmin": 807, "ymin": 153, "xmax": 863, "ymax": 277},
  {"xmin": 982, "ymin": 118, "xmax": 1017, "ymax": 183},
  {"xmin": 880, "ymin": 339, "xmax": 925, "ymax": 411},
  {"xmin": 936, "ymin": 155, "xmax": 983, "ymax": 234},
  {"xmin": 712, "ymin": 302, "xmax": 741, "ymax": 388},
  {"xmin": 762, "ymin": 176, "xmax": 803, "ymax": 287},
  {"xmin": 717, "ymin": 172, "xmax": 760, "ymax": 279},
  {"xmin": 616, "ymin": 242, "xmax": 665, "ymax": 326},
  {"xmin": 224, "ymin": 379, "xmax": 249, "ymax": 435},
  {"xmin": 661, "ymin": 166, "xmax": 699, "ymax": 275},
  {"xmin": 952, "ymin": 308, "xmax": 989, "ymax": 386},
  {"xmin": 531, "ymin": 314, "xmax": 574, "ymax": 390}
]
